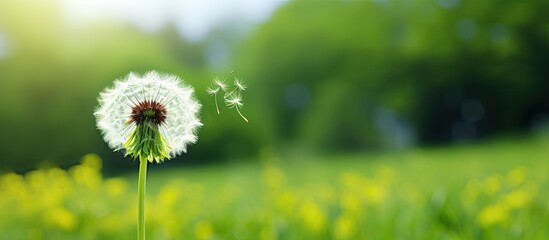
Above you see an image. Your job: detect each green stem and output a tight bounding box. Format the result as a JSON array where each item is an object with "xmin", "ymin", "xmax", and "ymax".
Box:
[
  {"xmin": 215, "ymin": 93, "xmax": 220, "ymax": 114},
  {"xmin": 236, "ymin": 106, "xmax": 249, "ymax": 123},
  {"xmin": 138, "ymin": 157, "xmax": 148, "ymax": 240}
]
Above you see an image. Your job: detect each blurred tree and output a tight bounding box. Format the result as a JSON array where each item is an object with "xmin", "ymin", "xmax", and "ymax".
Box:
[
  {"xmin": 234, "ymin": 0, "xmax": 549, "ymax": 151},
  {"xmin": 0, "ymin": 1, "xmax": 213, "ymax": 171},
  {"xmin": 1, "ymin": 0, "xmax": 547, "ymax": 170}
]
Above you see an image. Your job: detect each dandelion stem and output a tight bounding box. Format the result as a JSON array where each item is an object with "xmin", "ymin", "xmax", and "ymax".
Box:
[
  {"xmin": 137, "ymin": 158, "xmax": 148, "ymax": 240},
  {"xmin": 236, "ymin": 107, "xmax": 249, "ymax": 123},
  {"xmin": 215, "ymin": 94, "xmax": 220, "ymax": 114}
]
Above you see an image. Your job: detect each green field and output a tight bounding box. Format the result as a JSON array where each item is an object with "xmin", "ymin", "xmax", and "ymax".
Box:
[{"xmin": 1, "ymin": 136, "xmax": 548, "ymax": 240}]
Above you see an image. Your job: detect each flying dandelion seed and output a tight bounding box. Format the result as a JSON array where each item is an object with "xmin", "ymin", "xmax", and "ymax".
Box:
[
  {"xmin": 225, "ymin": 91, "xmax": 248, "ymax": 122},
  {"xmin": 234, "ymin": 78, "xmax": 247, "ymax": 91},
  {"xmin": 207, "ymin": 75, "xmax": 249, "ymax": 122},
  {"xmin": 206, "ymin": 86, "xmax": 220, "ymax": 95},
  {"xmin": 225, "ymin": 92, "xmax": 244, "ymax": 108},
  {"xmin": 213, "ymin": 77, "xmax": 227, "ymax": 91},
  {"xmin": 207, "ymin": 77, "xmax": 226, "ymax": 114}
]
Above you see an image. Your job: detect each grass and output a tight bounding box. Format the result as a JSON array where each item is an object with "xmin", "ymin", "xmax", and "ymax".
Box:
[
  {"xmin": 1, "ymin": 136, "xmax": 548, "ymax": 239},
  {"xmin": 146, "ymin": 135, "xmax": 547, "ymax": 193}
]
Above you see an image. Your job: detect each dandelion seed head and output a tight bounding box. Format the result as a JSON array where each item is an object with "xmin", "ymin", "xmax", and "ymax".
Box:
[
  {"xmin": 129, "ymin": 100, "xmax": 167, "ymax": 126},
  {"xmin": 234, "ymin": 78, "xmax": 247, "ymax": 91},
  {"xmin": 225, "ymin": 92, "xmax": 244, "ymax": 108},
  {"xmin": 206, "ymin": 86, "xmax": 219, "ymax": 95},
  {"xmin": 94, "ymin": 71, "xmax": 202, "ymax": 162},
  {"xmin": 213, "ymin": 77, "xmax": 227, "ymax": 91}
]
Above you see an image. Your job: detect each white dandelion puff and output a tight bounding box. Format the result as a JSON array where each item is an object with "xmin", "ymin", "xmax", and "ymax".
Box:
[{"xmin": 94, "ymin": 71, "xmax": 202, "ymax": 163}]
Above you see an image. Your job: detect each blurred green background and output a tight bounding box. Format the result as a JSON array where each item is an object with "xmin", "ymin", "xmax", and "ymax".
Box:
[
  {"xmin": 0, "ymin": 0, "xmax": 547, "ymax": 171},
  {"xmin": 0, "ymin": 0, "xmax": 548, "ymax": 239},
  {"xmin": 0, "ymin": 0, "xmax": 548, "ymax": 171}
]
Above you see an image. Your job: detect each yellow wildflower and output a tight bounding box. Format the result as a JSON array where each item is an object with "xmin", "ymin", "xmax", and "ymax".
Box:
[
  {"xmin": 194, "ymin": 221, "xmax": 214, "ymax": 240},
  {"xmin": 104, "ymin": 177, "xmax": 128, "ymax": 197},
  {"xmin": 483, "ymin": 175, "xmax": 502, "ymax": 195},
  {"xmin": 44, "ymin": 207, "xmax": 77, "ymax": 231},
  {"xmin": 333, "ymin": 214, "xmax": 357, "ymax": 240},
  {"xmin": 262, "ymin": 165, "xmax": 286, "ymax": 188},
  {"xmin": 506, "ymin": 166, "xmax": 527, "ymax": 187},
  {"xmin": 503, "ymin": 189, "xmax": 533, "ymax": 209},
  {"xmin": 363, "ymin": 183, "xmax": 386, "ymax": 205},
  {"xmin": 477, "ymin": 204, "xmax": 508, "ymax": 227},
  {"xmin": 299, "ymin": 200, "xmax": 327, "ymax": 233}
]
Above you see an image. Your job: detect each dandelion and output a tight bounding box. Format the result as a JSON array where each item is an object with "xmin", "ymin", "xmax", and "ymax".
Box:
[{"xmin": 94, "ymin": 71, "xmax": 202, "ymax": 240}]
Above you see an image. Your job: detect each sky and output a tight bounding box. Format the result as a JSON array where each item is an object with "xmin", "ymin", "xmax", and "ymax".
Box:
[{"xmin": 62, "ymin": 0, "xmax": 285, "ymax": 41}]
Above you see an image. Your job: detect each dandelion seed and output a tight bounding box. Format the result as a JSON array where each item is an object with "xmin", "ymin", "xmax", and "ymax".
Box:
[
  {"xmin": 225, "ymin": 92, "xmax": 248, "ymax": 122},
  {"xmin": 206, "ymin": 86, "xmax": 222, "ymax": 114},
  {"xmin": 207, "ymin": 77, "xmax": 225, "ymax": 114},
  {"xmin": 206, "ymin": 86, "xmax": 219, "ymax": 95},
  {"xmin": 225, "ymin": 92, "xmax": 244, "ymax": 108},
  {"xmin": 207, "ymin": 74, "xmax": 249, "ymax": 122},
  {"xmin": 234, "ymin": 77, "xmax": 247, "ymax": 91},
  {"xmin": 213, "ymin": 77, "xmax": 227, "ymax": 91}
]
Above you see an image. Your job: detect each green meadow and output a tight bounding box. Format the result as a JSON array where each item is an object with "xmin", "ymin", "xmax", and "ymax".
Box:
[{"xmin": 1, "ymin": 136, "xmax": 547, "ymax": 240}]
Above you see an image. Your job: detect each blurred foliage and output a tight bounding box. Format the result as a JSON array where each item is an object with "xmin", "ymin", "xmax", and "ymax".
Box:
[
  {"xmin": 0, "ymin": 138, "xmax": 548, "ymax": 239},
  {"xmin": 0, "ymin": 0, "xmax": 548, "ymax": 170},
  {"xmin": 0, "ymin": 1, "xmax": 258, "ymax": 170},
  {"xmin": 235, "ymin": 0, "xmax": 549, "ymax": 151}
]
